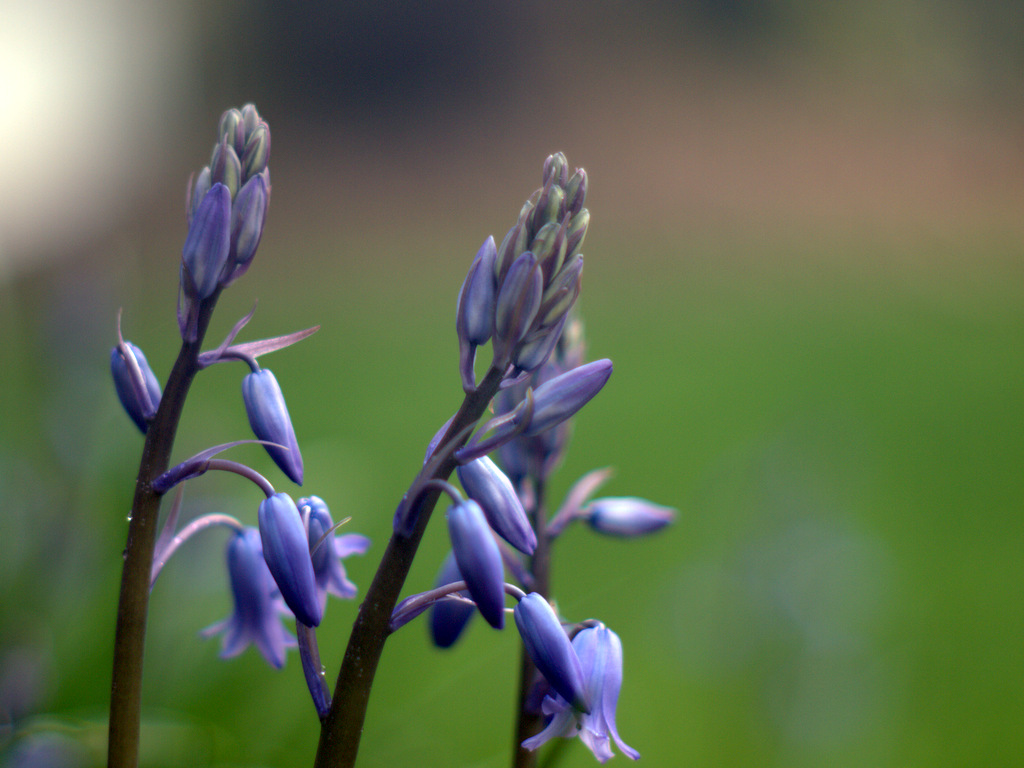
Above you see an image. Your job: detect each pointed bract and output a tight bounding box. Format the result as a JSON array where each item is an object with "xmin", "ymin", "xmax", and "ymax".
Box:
[{"xmin": 258, "ymin": 493, "xmax": 321, "ymax": 627}]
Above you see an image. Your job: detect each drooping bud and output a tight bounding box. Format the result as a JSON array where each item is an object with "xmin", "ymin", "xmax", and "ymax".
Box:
[
  {"xmin": 429, "ymin": 551, "xmax": 476, "ymax": 648},
  {"xmin": 585, "ymin": 497, "xmax": 676, "ymax": 537},
  {"xmin": 447, "ymin": 499, "xmax": 505, "ymax": 629},
  {"xmin": 181, "ymin": 183, "xmax": 231, "ymax": 300},
  {"xmin": 457, "ymin": 456, "xmax": 536, "ymax": 555},
  {"xmin": 456, "ymin": 237, "xmax": 498, "ymax": 391},
  {"xmin": 513, "ymin": 593, "xmax": 589, "ymax": 712},
  {"xmin": 110, "ymin": 342, "xmax": 162, "ymax": 434},
  {"xmin": 525, "ymin": 359, "xmax": 612, "ymax": 436},
  {"xmin": 242, "ymin": 368, "xmax": 304, "ymax": 485},
  {"xmin": 258, "ymin": 493, "xmax": 322, "ymax": 627}
]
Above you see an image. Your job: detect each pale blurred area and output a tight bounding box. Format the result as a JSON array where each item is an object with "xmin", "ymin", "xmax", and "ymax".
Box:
[{"xmin": 1, "ymin": 0, "xmax": 1022, "ymax": 281}]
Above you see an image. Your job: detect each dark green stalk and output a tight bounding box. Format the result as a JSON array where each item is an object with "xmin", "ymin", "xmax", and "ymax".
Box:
[
  {"xmin": 107, "ymin": 295, "xmax": 219, "ymax": 768},
  {"xmin": 313, "ymin": 365, "xmax": 506, "ymax": 768},
  {"xmin": 512, "ymin": 480, "xmax": 550, "ymax": 768}
]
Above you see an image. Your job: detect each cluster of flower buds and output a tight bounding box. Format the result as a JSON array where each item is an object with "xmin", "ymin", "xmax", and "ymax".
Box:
[
  {"xmin": 179, "ymin": 104, "xmax": 271, "ymax": 340},
  {"xmin": 456, "ymin": 152, "xmax": 589, "ymax": 392}
]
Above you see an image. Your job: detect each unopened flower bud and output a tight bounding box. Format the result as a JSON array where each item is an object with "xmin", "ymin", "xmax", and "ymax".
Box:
[
  {"xmin": 447, "ymin": 499, "xmax": 505, "ymax": 629},
  {"xmin": 429, "ymin": 551, "xmax": 476, "ymax": 648},
  {"xmin": 218, "ymin": 108, "xmax": 245, "ymax": 154},
  {"xmin": 514, "ymin": 593, "xmax": 588, "ymax": 712},
  {"xmin": 565, "ymin": 208, "xmax": 589, "ymax": 260},
  {"xmin": 110, "ymin": 342, "xmax": 162, "ymax": 433},
  {"xmin": 242, "ymin": 368, "xmax": 304, "ymax": 485},
  {"xmin": 564, "ymin": 168, "xmax": 588, "ymax": 216},
  {"xmin": 457, "ymin": 456, "xmax": 536, "ymax": 555},
  {"xmin": 223, "ymin": 173, "xmax": 269, "ymax": 285},
  {"xmin": 181, "ymin": 183, "xmax": 231, "ymax": 300},
  {"xmin": 525, "ymin": 359, "xmax": 612, "ymax": 436},
  {"xmin": 543, "ymin": 152, "xmax": 569, "ymax": 188},
  {"xmin": 187, "ymin": 167, "xmax": 212, "ymax": 225},
  {"xmin": 494, "ymin": 252, "xmax": 542, "ymax": 364},
  {"xmin": 210, "ymin": 139, "xmax": 242, "ymax": 199},
  {"xmin": 258, "ymin": 493, "xmax": 322, "ymax": 627},
  {"xmin": 241, "ymin": 123, "xmax": 271, "ymax": 182},
  {"xmin": 585, "ymin": 497, "xmax": 676, "ymax": 537}
]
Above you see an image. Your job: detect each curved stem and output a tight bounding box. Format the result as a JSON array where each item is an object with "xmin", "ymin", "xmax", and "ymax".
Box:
[
  {"xmin": 313, "ymin": 364, "xmax": 507, "ymax": 768},
  {"xmin": 107, "ymin": 292, "xmax": 219, "ymax": 768}
]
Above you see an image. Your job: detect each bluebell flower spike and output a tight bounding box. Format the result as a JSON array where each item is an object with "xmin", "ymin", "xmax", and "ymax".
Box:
[
  {"xmin": 429, "ymin": 551, "xmax": 476, "ymax": 648},
  {"xmin": 447, "ymin": 499, "xmax": 506, "ymax": 629},
  {"xmin": 522, "ymin": 622, "xmax": 639, "ymax": 762},
  {"xmin": 201, "ymin": 528, "xmax": 295, "ymax": 668},
  {"xmin": 242, "ymin": 368, "xmax": 304, "ymax": 485},
  {"xmin": 585, "ymin": 497, "xmax": 676, "ymax": 537},
  {"xmin": 513, "ymin": 593, "xmax": 589, "ymax": 713},
  {"xmin": 110, "ymin": 341, "xmax": 162, "ymax": 434},
  {"xmin": 457, "ymin": 456, "xmax": 536, "ymax": 555},
  {"xmin": 258, "ymin": 493, "xmax": 322, "ymax": 627}
]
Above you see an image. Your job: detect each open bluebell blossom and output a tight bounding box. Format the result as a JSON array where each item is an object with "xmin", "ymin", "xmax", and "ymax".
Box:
[
  {"xmin": 301, "ymin": 496, "xmax": 370, "ymax": 605},
  {"xmin": 457, "ymin": 456, "xmax": 536, "ymax": 555},
  {"xmin": 429, "ymin": 551, "xmax": 476, "ymax": 648},
  {"xmin": 242, "ymin": 368, "xmax": 304, "ymax": 485},
  {"xmin": 585, "ymin": 497, "xmax": 676, "ymax": 537},
  {"xmin": 514, "ymin": 593, "xmax": 588, "ymax": 712},
  {"xmin": 110, "ymin": 342, "xmax": 162, "ymax": 434},
  {"xmin": 447, "ymin": 499, "xmax": 505, "ymax": 629},
  {"xmin": 522, "ymin": 623, "xmax": 639, "ymax": 763},
  {"xmin": 258, "ymin": 492, "xmax": 322, "ymax": 627},
  {"xmin": 201, "ymin": 528, "xmax": 295, "ymax": 669}
]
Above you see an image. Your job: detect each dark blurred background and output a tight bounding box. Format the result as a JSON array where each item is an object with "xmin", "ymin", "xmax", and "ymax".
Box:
[{"xmin": 1, "ymin": 2, "xmax": 1022, "ymax": 767}]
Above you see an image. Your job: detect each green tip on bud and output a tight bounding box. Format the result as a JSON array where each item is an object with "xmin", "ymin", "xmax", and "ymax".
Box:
[
  {"xmin": 241, "ymin": 124, "xmax": 271, "ymax": 182},
  {"xmin": 564, "ymin": 168, "xmax": 588, "ymax": 216},
  {"xmin": 543, "ymin": 152, "xmax": 569, "ymax": 188},
  {"xmin": 218, "ymin": 108, "xmax": 245, "ymax": 154},
  {"xmin": 210, "ymin": 138, "xmax": 242, "ymax": 199}
]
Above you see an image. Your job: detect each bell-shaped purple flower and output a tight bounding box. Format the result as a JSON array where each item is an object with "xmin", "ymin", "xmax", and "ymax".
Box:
[
  {"xmin": 447, "ymin": 499, "xmax": 505, "ymax": 629},
  {"xmin": 457, "ymin": 456, "xmax": 536, "ymax": 555},
  {"xmin": 301, "ymin": 495, "xmax": 370, "ymax": 605},
  {"xmin": 522, "ymin": 623, "xmax": 639, "ymax": 762},
  {"xmin": 181, "ymin": 182, "xmax": 231, "ymax": 300},
  {"xmin": 258, "ymin": 493, "xmax": 322, "ymax": 627},
  {"xmin": 513, "ymin": 593, "xmax": 588, "ymax": 712},
  {"xmin": 585, "ymin": 497, "xmax": 676, "ymax": 537},
  {"xmin": 201, "ymin": 528, "xmax": 295, "ymax": 668},
  {"xmin": 110, "ymin": 342, "xmax": 162, "ymax": 434},
  {"xmin": 429, "ymin": 551, "xmax": 476, "ymax": 648},
  {"xmin": 242, "ymin": 368, "xmax": 304, "ymax": 485}
]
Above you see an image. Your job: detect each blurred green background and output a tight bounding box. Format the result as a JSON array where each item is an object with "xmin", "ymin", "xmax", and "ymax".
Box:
[{"xmin": 1, "ymin": 1, "xmax": 1023, "ymax": 766}]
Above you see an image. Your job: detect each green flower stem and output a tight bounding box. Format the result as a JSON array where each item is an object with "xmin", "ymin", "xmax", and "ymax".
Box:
[
  {"xmin": 107, "ymin": 294, "xmax": 219, "ymax": 768},
  {"xmin": 313, "ymin": 364, "xmax": 507, "ymax": 768},
  {"xmin": 512, "ymin": 480, "xmax": 550, "ymax": 768}
]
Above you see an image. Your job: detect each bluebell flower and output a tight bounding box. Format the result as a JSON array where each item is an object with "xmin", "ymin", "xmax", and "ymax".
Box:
[
  {"xmin": 585, "ymin": 497, "xmax": 676, "ymax": 537},
  {"xmin": 525, "ymin": 359, "xmax": 612, "ymax": 436},
  {"xmin": 513, "ymin": 593, "xmax": 588, "ymax": 712},
  {"xmin": 457, "ymin": 456, "xmax": 536, "ymax": 555},
  {"xmin": 447, "ymin": 499, "xmax": 506, "ymax": 629},
  {"xmin": 110, "ymin": 341, "xmax": 162, "ymax": 434},
  {"xmin": 242, "ymin": 368, "xmax": 304, "ymax": 485},
  {"xmin": 429, "ymin": 550, "xmax": 476, "ymax": 648},
  {"xmin": 300, "ymin": 495, "xmax": 370, "ymax": 605},
  {"xmin": 202, "ymin": 528, "xmax": 295, "ymax": 668},
  {"xmin": 258, "ymin": 492, "xmax": 322, "ymax": 627},
  {"xmin": 181, "ymin": 183, "xmax": 232, "ymax": 300},
  {"xmin": 522, "ymin": 623, "xmax": 639, "ymax": 762}
]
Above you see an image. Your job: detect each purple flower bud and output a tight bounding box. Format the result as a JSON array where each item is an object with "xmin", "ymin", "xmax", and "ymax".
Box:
[
  {"xmin": 242, "ymin": 368, "xmax": 304, "ymax": 485},
  {"xmin": 241, "ymin": 122, "xmax": 271, "ymax": 182},
  {"xmin": 513, "ymin": 593, "xmax": 588, "ymax": 712},
  {"xmin": 186, "ymin": 167, "xmax": 212, "ymax": 225},
  {"xmin": 525, "ymin": 359, "xmax": 612, "ymax": 436},
  {"xmin": 210, "ymin": 138, "xmax": 242, "ymax": 198},
  {"xmin": 258, "ymin": 493, "xmax": 322, "ymax": 627},
  {"xmin": 429, "ymin": 551, "xmax": 476, "ymax": 648},
  {"xmin": 456, "ymin": 236, "xmax": 497, "ymax": 347},
  {"xmin": 457, "ymin": 456, "xmax": 536, "ymax": 555},
  {"xmin": 493, "ymin": 251, "xmax": 542, "ymax": 363},
  {"xmin": 301, "ymin": 495, "xmax": 370, "ymax": 603},
  {"xmin": 447, "ymin": 499, "xmax": 505, "ymax": 629},
  {"xmin": 564, "ymin": 168, "xmax": 588, "ymax": 217},
  {"xmin": 201, "ymin": 528, "xmax": 295, "ymax": 668},
  {"xmin": 110, "ymin": 342, "xmax": 162, "ymax": 434},
  {"xmin": 223, "ymin": 173, "xmax": 269, "ymax": 285},
  {"xmin": 586, "ymin": 497, "xmax": 676, "ymax": 537},
  {"xmin": 181, "ymin": 183, "xmax": 231, "ymax": 300}
]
